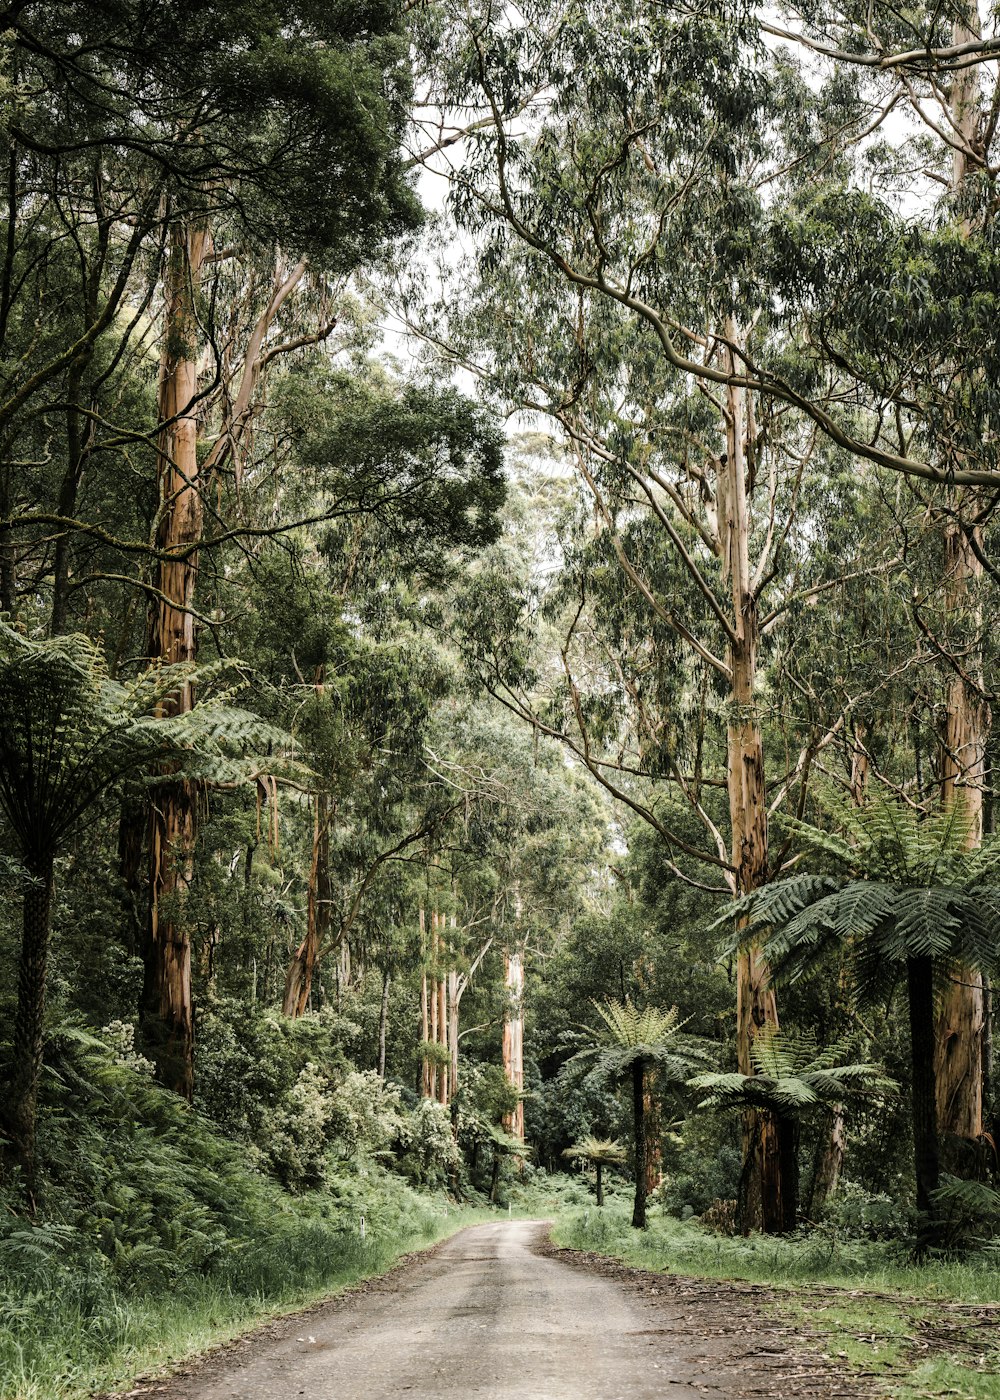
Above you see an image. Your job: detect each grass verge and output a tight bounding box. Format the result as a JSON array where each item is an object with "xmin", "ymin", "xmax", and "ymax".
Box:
[
  {"xmin": 2, "ymin": 1187, "xmax": 486, "ymax": 1400},
  {"xmin": 552, "ymin": 1200, "xmax": 1000, "ymax": 1399}
]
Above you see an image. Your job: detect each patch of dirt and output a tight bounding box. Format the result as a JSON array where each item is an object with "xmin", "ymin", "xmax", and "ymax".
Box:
[
  {"xmin": 540, "ymin": 1236, "xmax": 1000, "ymax": 1395},
  {"xmin": 536, "ymin": 1236, "xmax": 886, "ymax": 1398}
]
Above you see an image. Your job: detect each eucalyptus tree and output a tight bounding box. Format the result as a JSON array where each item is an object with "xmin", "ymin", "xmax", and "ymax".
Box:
[
  {"xmin": 756, "ymin": 0, "xmax": 1000, "ymax": 1173},
  {"xmin": 413, "ymin": 1, "xmax": 916, "ymax": 1225}
]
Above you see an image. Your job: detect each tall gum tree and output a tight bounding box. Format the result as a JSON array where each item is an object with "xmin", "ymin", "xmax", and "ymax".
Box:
[
  {"xmin": 934, "ymin": 0, "xmax": 989, "ymax": 1170},
  {"xmin": 412, "ymin": 0, "xmax": 908, "ymax": 1228},
  {"xmin": 143, "ymin": 214, "xmax": 209, "ymax": 1096},
  {"xmin": 751, "ymin": 0, "xmax": 1000, "ymax": 1172}
]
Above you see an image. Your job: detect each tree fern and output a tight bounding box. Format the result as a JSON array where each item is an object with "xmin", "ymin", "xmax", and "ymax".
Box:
[
  {"xmin": 708, "ymin": 789, "xmax": 1000, "ymax": 1246},
  {"xmin": 570, "ymin": 998, "xmax": 711, "ymax": 1229},
  {"xmin": 0, "ymin": 621, "xmax": 296, "ymax": 1185},
  {"xmin": 689, "ymin": 1026, "xmax": 896, "ymax": 1117}
]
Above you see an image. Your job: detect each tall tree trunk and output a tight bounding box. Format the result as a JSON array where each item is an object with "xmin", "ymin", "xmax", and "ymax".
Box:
[
  {"xmin": 936, "ymin": 520, "xmax": 988, "ymax": 1171},
  {"xmin": 282, "ymin": 792, "xmax": 330, "ymax": 1017},
  {"xmin": 448, "ymin": 968, "xmax": 460, "ymax": 1100},
  {"xmin": 631, "ymin": 1056, "xmax": 647, "ymax": 1229},
  {"xmin": 595, "ymin": 1160, "xmax": 604, "ymax": 1207},
  {"xmin": 502, "ymin": 947, "xmax": 525, "ymax": 1140},
  {"xmin": 723, "ymin": 352, "xmax": 784, "ymax": 1233},
  {"xmin": 437, "ymin": 973, "xmax": 448, "ymax": 1105},
  {"xmin": 420, "ymin": 906, "xmax": 432, "ymax": 1097},
  {"xmin": 908, "ymin": 954, "xmax": 942, "ymax": 1249},
  {"xmin": 142, "ymin": 215, "xmax": 209, "ymax": 1099},
  {"xmin": 2, "ymin": 856, "xmax": 54, "ymax": 1187},
  {"xmin": 429, "ymin": 911, "xmax": 440, "ymax": 1099},
  {"xmin": 378, "ymin": 965, "xmax": 391, "ymax": 1079},
  {"xmin": 933, "ymin": 1, "xmax": 989, "ymax": 1177}
]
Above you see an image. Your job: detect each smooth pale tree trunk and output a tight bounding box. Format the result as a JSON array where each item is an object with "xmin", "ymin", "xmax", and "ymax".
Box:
[
  {"xmin": 429, "ymin": 912, "xmax": 440, "ymax": 1098},
  {"xmin": 448, "ymin": 969, "xmax": 459, "ymax": 1099},
  {"xmin": 723, "ymin": 354, "xmax": 786, "ymax": 1233},
  {"xmin": 283, "ymin": 792, "xmax": 331, "ymax": 1017},
  {"xmin": 419, "ymin": 906, "xmax": 433, "ymax": 1097},
  {"xmin": 437, "ymin": 974, "xmax": 449, "ymax": 1106},
  {"xmin": 631, "ymin": 1057, "xmax": 647, "ymax": 1229},
  {"xmin": 909, "ymin": 954, "xmax": 942, "ymax": 1249},
  {"xmin": 2, "ymin": 856, "xmax": 54, "ymax": 1186},
  {"xmin": 502, "ymin": 948, "xmax": 525, "ymax": 1140},
  {"xmin": 934, "ymin": 3, "xmax": 989, "ymax": 1176},
  {"xmin": 378, "ymin": 966, "xmax": 391, "ymax": 1079},
  {"xmin": 143, "ymin": 216, "xmax": 209, "ymax": 1098}
]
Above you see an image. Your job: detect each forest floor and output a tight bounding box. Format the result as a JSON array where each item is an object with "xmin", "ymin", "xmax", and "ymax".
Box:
[
  {"xmin": 107, "ymin": 1220, "xmax": 885, "ymax": 1399},
  {"xmin": 549, "ymin": 1216, "xmax": 1000, "ymax": 1400}
]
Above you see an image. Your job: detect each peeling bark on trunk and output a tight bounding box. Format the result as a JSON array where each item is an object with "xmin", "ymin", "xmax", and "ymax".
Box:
[
  {"xmin": 723, "ymin": 354, "xmax": 784, "ymax": 1233},
  {"xmin": 142, "ymin": 216, "xmax": 209, "ymax": 1099},
  {"xmin": 502, "ymin": 947, "xmax": 525, "ymax": 1140},
  {"xmin": 2, "ymin": 856, "xmax": 54, "ymax": 1186}
]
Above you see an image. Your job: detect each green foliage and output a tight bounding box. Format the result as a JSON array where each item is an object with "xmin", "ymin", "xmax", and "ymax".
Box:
[
  {"xmin": 575, "ymin": 998, "xmax": 711, "ymax": 1083},
  {"xmin": 0, "ymin": 1028, "xmax": 465, "ymax": 1400},
  {"xmin": 0, "ymin": 623, "xmax": 293, "ymax": 865},
  {"xmin": 562, "ymin": 1135, "xmax": 628, "ymax": 1168},
  {"xmin": 715, "ymin": 794, "xmax": 1000, "ymax": 999},
  {"xmin": 689, "ymin": 1026, "xmax": 896, "ymax": 1116}
]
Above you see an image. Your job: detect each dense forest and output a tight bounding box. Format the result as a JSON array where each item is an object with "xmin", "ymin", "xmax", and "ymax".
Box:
[{"xmin": 4, "ymin": 2, "xmax": 1000, "ymax": 1397}]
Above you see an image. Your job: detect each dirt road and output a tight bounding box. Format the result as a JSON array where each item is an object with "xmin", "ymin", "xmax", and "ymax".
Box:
[{"xmin": 149, "ymin": 1220, "xmax": 874, "ymax": 1400}]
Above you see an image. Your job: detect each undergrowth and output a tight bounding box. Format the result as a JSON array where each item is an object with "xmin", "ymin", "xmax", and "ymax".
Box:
[
  {"xmin": 552, "ymin": 1198, "xmax": 1000, "ymax": 1302},
  {"xmin": 0, "ymin": 1031, "xmax": 481, "ymax": 1400}
]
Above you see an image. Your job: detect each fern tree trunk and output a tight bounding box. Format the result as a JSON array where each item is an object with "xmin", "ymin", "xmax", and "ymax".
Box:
[
  {"xmin": 142, "ymin": 214, "xmax": 209, "ymax": 1099},
  {"xmin": 934, "ymin": 2, "xmax": 989, "ymax": 1179},
  {"xmin": 723, "ymin": 352, "xmax": 786, "ymax": 1234},
  {"xmin": 2, "ymin": 855, "xmax": 54, "ymax": 1188},
  {"xmin": 631, "ymin": 1056, "xmax": 647, "ymax": 1228}
]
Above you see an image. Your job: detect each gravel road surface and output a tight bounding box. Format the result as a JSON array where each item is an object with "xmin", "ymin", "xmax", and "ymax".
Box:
[{"xmin": 146, "ymin": 1220, "xmax": 874, "ymax": 1400}]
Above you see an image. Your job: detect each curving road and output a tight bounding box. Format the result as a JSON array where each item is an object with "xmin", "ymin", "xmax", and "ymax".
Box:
[{"xmin": 157, "ymin": 1220, "xmax": 870, "ymax": 1400}]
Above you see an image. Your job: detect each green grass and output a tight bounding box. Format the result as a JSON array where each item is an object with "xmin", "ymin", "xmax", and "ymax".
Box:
[
  {"xmin": 0, "ymin": 1182, "xmax": 487, "ymax": 1400},
  {"xmin": 552, "ymin": 1199, "xmax": 1000, "ymax": 1400}
]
